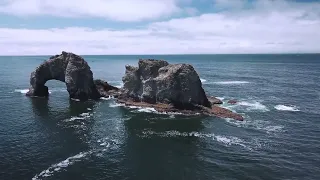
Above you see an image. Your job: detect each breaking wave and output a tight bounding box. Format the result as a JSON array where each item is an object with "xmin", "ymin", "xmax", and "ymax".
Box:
[
  {"xmin": 14, "ymin": 89, "xmax": 29, "ymax": 94},
  {"xmin": 14, "ymin": 88, "xmax": 67, "ymax": 94},
  {"xmin": 237, "ymin": 101, "xmax": 269, "ymax": 112},
  {"xmin": 108, "ymin": 102, "xmax": 184, "ymax": 116},
  {"xmin": 137, "ymin": 107, "xmax": 157, "ymax": 113},
  {"xmin": 274, "ymin": 105, "xmax": 300, "ymax": 112},
  {"xmin": 225, "ymin": 118, "xmax": 285, "ymax": 134},
  {"xmin": 200, "ymin": 78, "xmax": 207, "ymax": 83},
  {"xmin": 108, "ymin": 80, "xmax": 123, "ymax": 89},
  {"xmin": 32, "ymin": 136, "xmax": 122, "ymax": 179},
  {"xmin": 100, "ymin": 96, "xmax": 115, "ymax": 100},
  {"xmin": 140, "ymin": 130, "xmax": 257, "ymax": 150},
  {"xmin": 64, "ymin": 112, "xmax": 92, "ymax": 122},
  {"xmin": 32, "ymin": 151, "xmax": 91, "ymax": 180},
  {"xmin": 223, "ymin": 100, "xmax": 269, "ymax": 112}
]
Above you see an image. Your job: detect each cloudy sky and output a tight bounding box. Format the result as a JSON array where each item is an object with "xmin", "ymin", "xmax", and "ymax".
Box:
[{"xmin": 0, "ymin": 0, "xmax": 319, "ymax": 55}]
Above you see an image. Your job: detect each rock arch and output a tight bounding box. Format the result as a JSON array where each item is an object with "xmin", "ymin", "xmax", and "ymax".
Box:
[{"xmin": 26, "ymin": 51, "xmax": 100, "ymax": 101}]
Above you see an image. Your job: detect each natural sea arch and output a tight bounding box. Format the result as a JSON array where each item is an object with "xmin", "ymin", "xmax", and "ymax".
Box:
[{"xmin": 26, "ymin": 51, "xmax": 100, "ymax": 101}]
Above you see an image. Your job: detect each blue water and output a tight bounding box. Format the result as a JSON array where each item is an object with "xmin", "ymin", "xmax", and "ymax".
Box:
[{"xmin": 0, "ymin": 54, "xmax": 319, "ymax": 180}]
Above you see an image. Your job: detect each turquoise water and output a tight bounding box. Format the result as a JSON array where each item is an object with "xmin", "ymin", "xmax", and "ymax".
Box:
[{"xmin": 0, "ymin": 54, "xmax": 319, "ymax": 180}]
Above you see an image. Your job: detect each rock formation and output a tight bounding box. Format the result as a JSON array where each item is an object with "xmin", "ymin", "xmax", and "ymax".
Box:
[
  {"xmin": 94, "ymin": 79, "xmax": 120, "ymax": 98},
  {"xmin": 26, "ymin": 51, "xmax": 101, "ymax": 100},
  {"xmin": 121, "ymin": 59, "xmax": 211, "ymax": 109},
  {"xmin": 227, "ymin": 100, "xmax": 237, "ymax": 105},
  {"xmin": 26, "ymin": 52, "xmax": 244, "ymax": 121},
  {"xmin": 119, "ymin": 59, "xmax": 244, "ymax": 121}
]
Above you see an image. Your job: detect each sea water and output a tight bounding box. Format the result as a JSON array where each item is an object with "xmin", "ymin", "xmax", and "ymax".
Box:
[{"xmin": 0, "ymin": 54, "xmax": 319, "ymax": 180}]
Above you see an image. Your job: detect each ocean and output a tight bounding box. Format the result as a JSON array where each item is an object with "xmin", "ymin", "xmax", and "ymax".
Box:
[{"xmin": 0, "ymin": 54, "xmax": 319, "ymax": 180}]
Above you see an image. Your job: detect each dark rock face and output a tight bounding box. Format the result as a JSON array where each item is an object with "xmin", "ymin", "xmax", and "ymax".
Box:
[
  {"xmin": 121, "ymin": 59, "xmax": 211, "ymax": 109},
  {"xmin": 94, "ymin": 79, "xmax": 120, "ymax": 98},
  {"xmin": 26, "ymin": 51, "xmax": 100, "ymax": 100}
]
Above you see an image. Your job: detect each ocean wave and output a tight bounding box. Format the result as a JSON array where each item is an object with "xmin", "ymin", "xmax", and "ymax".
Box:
[
  {"xmin": 108, "ymin": 80, "xmax": 123, "ymax": 89},
  {"xmin": 100, "ymin": 96, "xmax": 115, "ymax": 100},
  {"xmin": 140, "ymin": 130, "xmax": 255, "ymax": 150},
  {"xmin": 223, "ymin": 100, "xmax": 269, "ymax": 112},
  {"xmin": 14, "ymin": 89, "xmax": 53, "ymax": 94},
  {"xmin": 274, "ymin": 105, "xmax": 300, "ymax": 112},
  {"xmin": 216, "ymin": 96, "xmax": 226, "ymax": 101},
  {"xmin": 108, "ymin": 102, "xmax": 184, "ymax": 116},
  {"xmin": 237, "ymin": 101, "xmax": 269, "ymax": 112},
  {"xmin": 109, "ymin": 102, "xmax": 125, "ymax": 107},
  {"xmin": 137, "ymin": 107, "xmax": 157, "ymax": 113},
  {"xmin": 14, "ymin": 88, "xmax": 67, "ymax": 94},
  {"xmin": 32, "ymin": 151, "xmax": 91, "ymax": 180},
  {"xmin": 200, "ymin": 78, "xmax": 207, "ymax": 83},
  {"xmin": 213, "ymin": 81, "xmax": 250, "ymax": 85},
  {"xmin": 64, "ymin": 112, "xmax": 92, "ymax": 122},
  {"xmin": 97, "ymin": 137, "xmax": 121, "ymax": 151},
  {"xmin": 115, "ymin": 82, "xmax": 124, "ymax": 89},
  {"xmin": 225, "ymin": 118, "xmax": 284, "ymax": 134},
  {"xmin": 14, "ymin": 89, "xmax": 29, "ymax": 94}
]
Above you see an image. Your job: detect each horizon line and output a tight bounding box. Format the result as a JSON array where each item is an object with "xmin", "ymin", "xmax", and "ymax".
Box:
[{"xmin": 0, "ymin": 52, "xmax": 320, "ymax": 57}]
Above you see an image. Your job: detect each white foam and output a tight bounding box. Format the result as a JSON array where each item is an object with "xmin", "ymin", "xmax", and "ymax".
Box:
[
  {"xmin": 225, "ymin": 118, "xmax": 285, "ymax": 134},
  {"xmin": 80, "ymin": 112, "xmax": 91, "ymax": 118},
  {"xmin": 264, "ymin": 125, "xmax": 285, "ymax": 133},
  {"xmin": 14, "ymin": 89, "xmax": 62, "ymax": 94},
  {"xmin": 214, "ymin": 135, "xmax": 248, "ymax": 149},
  {"xmin": 70, "ymin": 98, "xmax": 80, "ymax": 102},
  {"xmin": 216, "ymin": 96, "xmax": 225, "ymax": 101},
  {"xmin": 32, "ymin": 151, "xmax": 91, "ymax": 180},
  {"xmin": 274, "ymin": 105, "xmax": 300, "ymax": 112},
  {"xmin": 200, "ymin": 78, "xmax": 207, "ymax": 83},
  {"xmin": 141, "ymin": 130, "xmax": 253, "ymax": 150},
  {"xmin": 109, "ymin": 102, "xmax": 125, "ymax": 107},
  {"xmin": 65, "ymin": 116, "xmax": 84, "ymax": 122},
  {"xmin": 213, "ymin": 81, "xmax": 250, "ymax": 85},
  {"xmin": 14, "ymin": 89, "xmax": 29, "ymax": 94},
  {"xmin": 128, "ymin": 105, "xmax": 139, "ymax": 109},
  {"xmin": 237, "ymin": 101, "xmax": 269, "ymax": 112},
  {"xmin": 65, "ymin": 112, "xmax": 91, "ymax": 122},
  {"xmin": 109, "ymin": 102, "xmax": 184, "ymax": 117},
  {"xmin": 100, "ymin": 96, "xmax": 114, "ymax": 100},
  {"xmin": 137, "ymin": 107, "xmax": 157, "ymax": 113},
  {"xmin": 115, "ymin": 82, "xmax": 124, "ymax": 89}
]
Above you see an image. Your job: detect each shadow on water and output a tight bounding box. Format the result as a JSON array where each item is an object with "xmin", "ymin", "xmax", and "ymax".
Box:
[
  {"xmin": 117, "ymin": 107, "xmax": 209, "ymax": 180},
  {"xmin": 30, "ymin": 97, "xmax": 97, "ymax": 144}
]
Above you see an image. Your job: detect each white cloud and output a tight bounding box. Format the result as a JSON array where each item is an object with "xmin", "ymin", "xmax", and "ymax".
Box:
[
  {"xmin": 0, "ymin": 0, "xmax": 186, "ymax": 21},
  {"xmin": 0, "ymin": 0, "xmax": 320, "ymax": 55}
]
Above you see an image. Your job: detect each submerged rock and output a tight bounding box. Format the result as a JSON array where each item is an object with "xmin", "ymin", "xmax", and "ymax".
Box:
[
  {"xmin": 121, "ymin": 59, "xmax": 211, "ymax": 109},
  {"xmin": 227, "ymin": 100, "xmax": 237, "ymax": 105},
  {"xmin": 26, "ymin": 51, "xmax": 100, "ymax": 100}
]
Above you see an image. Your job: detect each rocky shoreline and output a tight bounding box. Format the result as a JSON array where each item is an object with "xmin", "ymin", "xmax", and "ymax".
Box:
[{"xmin": 26, "ymin": 51, "xmax": 244, "ymax": 121}]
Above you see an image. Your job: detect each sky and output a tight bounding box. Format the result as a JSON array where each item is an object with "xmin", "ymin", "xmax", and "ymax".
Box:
[{"xmin": 0, "ymin": 0, "xmax": 319, "ymax": 55}]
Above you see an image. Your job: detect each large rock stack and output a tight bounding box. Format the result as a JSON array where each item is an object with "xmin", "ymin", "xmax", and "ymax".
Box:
[{"xmin": 121, "ymin": 59, "xmax": 211, "ymax": 109}]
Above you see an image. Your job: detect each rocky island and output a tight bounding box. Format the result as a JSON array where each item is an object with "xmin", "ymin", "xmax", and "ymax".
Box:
[{"xmin": 26, "ymin": 51, "xmax": 243, "ymax": 121}]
